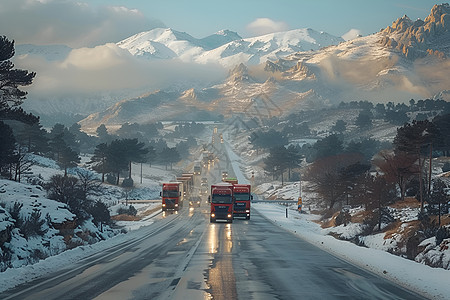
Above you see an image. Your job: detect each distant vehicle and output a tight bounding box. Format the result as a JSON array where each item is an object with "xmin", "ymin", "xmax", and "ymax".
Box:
[
  {"xmin": 194, "ymin": 165, "xmax": 201, "ymax": 175},
  {"xmin": 202, "ymin": 157, "xmax": 209, "ymax": 168},
  {"xmin": 223, "ymin": 177, "xmax": 238, "ymax": 184},
  {"xmin": 201, "ymin": 177, "xmax": 208, "ymax": 185},
  {"xmin": 209, "ymin": 183, "xmax": 234, "ymax": 223},
  {"xmin": 181, "ymin": 173, "xmax": 195, "ymax": 194},
  {"xmin": 161, "ymin": 182, "xmax": 183, "ymax": 211},
  {"xmin": 222, "ymin": 171, "xmax": 228, "ymax": 181},
  {"xmin": 189, "ymin": 196, "xmax": 201, "ymax": 207}
]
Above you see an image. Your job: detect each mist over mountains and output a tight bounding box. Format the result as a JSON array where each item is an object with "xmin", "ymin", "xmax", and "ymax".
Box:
[{"xmin": 15, "ymin": 4, "xmax": 450, "ymax": 129}]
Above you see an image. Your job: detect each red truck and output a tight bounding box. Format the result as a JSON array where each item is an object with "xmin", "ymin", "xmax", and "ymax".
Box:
[
  {"xmin": 209, "ymin": 182, "xmax": 234, "ymax": 223},
  {"xmin": 233, "ymin": 184, "xmax": 252, "ymax": 220},
  {"xmin": 161, "ymin": 182, "xmax": 183, "ymax": 211}
]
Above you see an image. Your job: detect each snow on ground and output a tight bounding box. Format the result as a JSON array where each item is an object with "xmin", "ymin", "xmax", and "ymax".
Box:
[{"xmin": 252, "ymin": 203, "xmax": 450, "ymax": 300}]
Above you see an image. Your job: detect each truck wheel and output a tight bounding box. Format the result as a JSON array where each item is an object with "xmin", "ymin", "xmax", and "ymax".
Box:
[
  {"xmin": 246, "ymin": 216, "xmax": 250, "ymax": 220},
  {"xmin": 210, "ymin": 218, "xmax": 214, "ymax": 223}
]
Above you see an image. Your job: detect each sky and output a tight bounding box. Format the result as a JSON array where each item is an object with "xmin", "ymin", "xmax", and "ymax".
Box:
[{"xmin": 0, "ymin": 0, "xmax": 440, "ymax": 47}]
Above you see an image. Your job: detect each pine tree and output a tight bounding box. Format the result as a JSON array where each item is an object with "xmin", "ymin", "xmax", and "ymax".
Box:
[
  {"xmin": 0, "ymin": 121, "xmax": 16, "ymax": 174},
  {"xmin": 90, "ymin": 143, "xmax": 110, "ymax": 182},
  {"xmin": 0, "ymin": 36, "xmax": 35, "ymax": 111}
]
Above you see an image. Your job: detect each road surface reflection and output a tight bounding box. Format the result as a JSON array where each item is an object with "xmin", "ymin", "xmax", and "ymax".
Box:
[{"xmin": 206, "ymin": 223, "xmax": 236, "ymax": 300}]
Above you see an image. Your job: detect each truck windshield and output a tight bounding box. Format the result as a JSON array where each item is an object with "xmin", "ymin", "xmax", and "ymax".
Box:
[
  {"xmin": 163, "ymin": 190, "xmax": 179, "ymax": 198},
  {"xmin": 211, "ymin": 195, "xmax": 233, "ymax": 204},
  {"xmin": 234, "ymin": 192, "xmax": 250, "ymax": 201}
]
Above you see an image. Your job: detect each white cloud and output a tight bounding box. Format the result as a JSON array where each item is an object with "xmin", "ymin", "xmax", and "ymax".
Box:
[
  {"xmin": 246, "ymin": 18, "xmax": 289, "ymax": 36},
  {"xmin": 342, "ymin": 29, "xmax": 362, "ymax": 41},
  {"xmin": 15, "ymin": 44, "xmax": 226, "ymax": 97},
  {"xmin": 0, "ymin": 0, "xmax": 165, "ymax": 47}
]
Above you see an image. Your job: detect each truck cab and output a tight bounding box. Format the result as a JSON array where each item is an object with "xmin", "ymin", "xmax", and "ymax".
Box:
[
  {"xmin": 210, "ymin": 183, "xmax": 234, "ymax": 223},
  {"xmin": 161, "ymin": 183, "xmax": 182, "ymax": 211},
  {"xmin": 233, "ymin": 184, "xmax": 252, "ymax": 220}
]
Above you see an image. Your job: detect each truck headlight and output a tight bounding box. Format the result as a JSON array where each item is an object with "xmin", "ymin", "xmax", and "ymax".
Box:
[
  {"xmin": 162, "ymin": 204, "xmax": 166, "ymax": 207},
  {"xmin": 227, "ymin": 214, "xmax": 232, "ymax": 218},
  {"xmin": 175, "ymin": 204, "xmax": 179, "ymax": 207},
  {"xmin": 211, "ymin": 213, "xmax": 215, "ymax": 217},
  {"xmin": 246, "ymin": 210, "xmax": 250, "ymax": 213}
]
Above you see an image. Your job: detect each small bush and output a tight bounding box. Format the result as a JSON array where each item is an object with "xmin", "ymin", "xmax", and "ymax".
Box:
[
  {"xmin": 418, "ymin": 211, "xmax": 439, "ymax": 239},
  {"xmin": 117, "ymin": 205, "xmax": 137, "ymax": 216},
  {"xmin": 436, "ymin": 226, "xmax": 450, "ymax": 245},
  {"xmin": 20, "ymin": 210, "xmax": 48, "ymax": 239},
  {"xmin": 335, "ymin": 210, "xmax": 351, "ymax": 226},
  {"xmin": 88, "ymin": 201, "xmax": 110, "ymax": 226},
  {"xmin": 106, "ymin": 174, "xmax": 117, "ymax": 185},
  {"xmin": 8, "ymin": 202, "xmax": 23, "ymax": 227},
  {"xmin": 27, "ymin": 174, "xmax": 45, "ymax": 187},
  {"xmin": 122, "ymin": 178, "xmax": 134, "ymax": 188}
]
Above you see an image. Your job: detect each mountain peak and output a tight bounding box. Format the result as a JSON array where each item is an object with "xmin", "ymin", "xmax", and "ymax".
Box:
[
  {"xmin": 380, "ymin": 3, "xmax": 450, "ymax": 59},
  {"xmin": 215, "ymin": 29, "xmax": 239, "ymax": 36},
  {"xmin": 199, "ymin": 30, "xmax": 242, "ymax": 50}
]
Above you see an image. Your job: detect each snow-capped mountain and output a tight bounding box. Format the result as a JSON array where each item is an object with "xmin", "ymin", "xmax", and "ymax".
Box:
[
  {"xmin": 116, "ymin": 28, "xmax": 243, "ymax": 61},
  {"xmin": 195, "ymin": 28, "xmax": 344, "ymax": 67},
  {"xmin": 116, "ymin": 27, "xmax": 344, "ymax": 68}
]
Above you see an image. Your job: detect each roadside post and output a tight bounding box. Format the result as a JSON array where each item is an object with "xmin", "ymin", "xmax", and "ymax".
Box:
[{"xmin": 298, "ymin": 175, "xmax": 302, "ymax": 213}]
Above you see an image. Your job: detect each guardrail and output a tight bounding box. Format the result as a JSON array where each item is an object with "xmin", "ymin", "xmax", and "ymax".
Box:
[
  {"xmin": 120, "ymin": 199, "xmax": 161, "ymax": 204},
  {"xmin": 251, "ymin": 200, "xmax": 297, "ymax": 205}
]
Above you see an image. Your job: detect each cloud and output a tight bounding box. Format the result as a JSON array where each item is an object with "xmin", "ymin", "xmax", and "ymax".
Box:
[
  {"xmin": 342, "ymin": 29, "xmax": 362, "ymax": 41},
  {"xmin": 246, "ymin": 18, "xmax": 289, "ymax": 36},
  {"xmin": 14, "ymin": 44, "xmax": 227, "ymax": 104},
  {"xmin": 0, "ymin": 0, "xmax": 165, "ymax": 47}
]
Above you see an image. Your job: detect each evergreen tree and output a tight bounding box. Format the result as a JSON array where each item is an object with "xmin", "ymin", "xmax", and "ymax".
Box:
[
  {"xmin": 16, "ymin": 121, "xmax": 49, "ymax": 154},
  {"xmin": 96, "ymin": 124, "xmax": 111, "ymax": 143},
  {"xmin": 88, "ymin": 200, "xmax": 110, "ymax": 230},
  {"xmin": 159, "ymin": 147, "xmax": 180, "ymax": 170},
  {"xmin": 49, "ymin": 123, "xmax": 78, "ymax": 153},
  {"xmin": 90, "ymin": 143, "xmax": 109, "ymax": 182},
  {"xmin": 355, "ymin": 110, "xmax": 373, "ymax": 129},
  {"xmin": 0, "ymin": 36, "xmax": 35, "ymax": 110},
  {"xmin": 121, "ymin": 138, "xmax": 148, "ymax": 179},
  {"xmin": 263, "ymin": 146, "xmax": 291, "ymax": 185},
  {"xmin": 313, "ymin": 134, "xmax": 344, "ymax": 160},
  {"xmin": 58, "ymin": 144, "xmax": 81, "ymax": 177},
  {"xmin": 331, "ymin": 120, "xmax": 346, "ymax": 133},
  {"xmin": 250, "ymin": 129, "xmax": 288, "ymax": 152},
  {"xmin": 0, "ymin": 121, "xmax": 16, "ymax": 175},
  {"xmin": 107, "ymin": 139, "xmax": 129, "ymax": 185}
]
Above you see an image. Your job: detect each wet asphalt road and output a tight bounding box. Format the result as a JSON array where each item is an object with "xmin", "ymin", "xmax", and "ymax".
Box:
[{"xmin": 0, "ymin": 203, "xmax": 426, "ymax": 300}]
